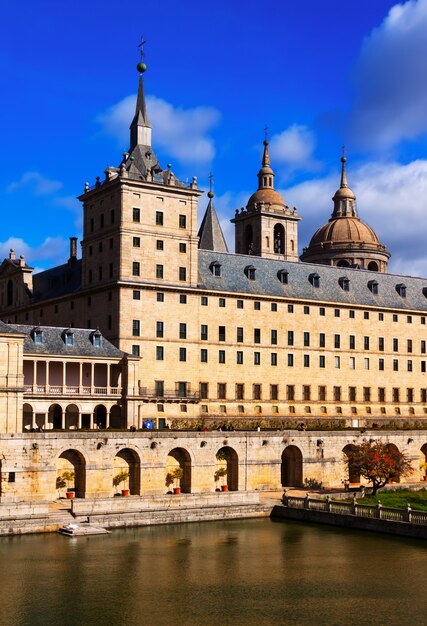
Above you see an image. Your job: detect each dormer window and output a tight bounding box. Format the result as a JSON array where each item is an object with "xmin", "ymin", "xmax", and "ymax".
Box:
[
  {"xmin": 91, "ymin": 330, "xmax": 102, "ymax": 348},
  {"xmin": 339, "ymin": 276, "xmax": 350, "ymax": 291},
  {"xmin": 277, "ymin": 269, "xmax": 288, "ymax": 285},
  {"xmin": 210, "ymin": 261, "xmax": 222, "ymax": 277},
  {"xmin": 309, "ymin": 273, "xmax": 320, "ymax": 288},
  {"xmin": 64, "ymin": 329, "xmax": 74, "ymax": 346},
  {"xmin": 245, "ymin": 265, "xmax": 256, "ymax": 280},
  {"xmin": 396, "ymin": 283, "xmax": 406, "ymax": 298},
  {"xmin": 33, "ymin": 328, "xmax": 43, "ymax": 345},
  {"xmin": 423, "ymin": 287, "xmax": 427, "ymax": 299},
  {"xmin": 368, "ymin": 280, "xmax": 379, "ymax": 295}
]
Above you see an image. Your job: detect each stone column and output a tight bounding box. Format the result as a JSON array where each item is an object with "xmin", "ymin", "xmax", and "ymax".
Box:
[
  {"xmin": 90, "ymin": 412, "xmax": 94, "ymax": 429},
  {"xmin": 77, "ymin": 411, "xmax": 82, "ymax": 430},
  {"xmin": 43, "ymin": 413, "xmax": 48, "ymax": 430},
  {"xmin": 61, "ymin": 408, "xmax": 65, "ymax": 430},
  {"xmin": 32, "ymin": 360, "xmax": 36, "ymax": 391},
  {"xmin": 62, "ymin": 362, "xmax": 66, "ymax": 391},
  {"xmin": 107, "ymin": 364, "xmax": 111, "ymax": 394},
  {"xmin": 91, "ymin": 363, "xmax": 94, "ymax": 393},
  {"xmin": 106, "ymin": 408, "xmax": 110, "ymax": 429}
]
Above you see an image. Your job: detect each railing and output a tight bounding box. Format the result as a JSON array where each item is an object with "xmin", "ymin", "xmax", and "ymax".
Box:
[
  {"xmin": 138, "ymin": 387, "xmax": 200, "ymax": 400},
  {"xmin": 24, "ymin": 385, "xmax": 122, "ymax": 396},
  {"xmin": 282, "ymin": 492, "xmax": 427, "ymax": 526}
]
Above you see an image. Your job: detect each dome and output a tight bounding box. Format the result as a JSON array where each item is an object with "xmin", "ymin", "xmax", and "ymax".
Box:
[
  {"xmin": 309, "ymin": 216, "xmax": 380, "ymax": 247},
  {"xmin": 246, "ymin": 188, "xmax": 286, "ymax": 210}
]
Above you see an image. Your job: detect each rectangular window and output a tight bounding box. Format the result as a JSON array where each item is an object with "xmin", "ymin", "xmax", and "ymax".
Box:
[
  {"xmin": 179, "ymin": 267, "xmax": 187, "ymax": 281},
  {"xmin": 287, "ymin": 331, "xmax": 294, "ymax": 346},
  {"xmin": 422, "ymin": 361, "xmax": 426, "ymax": 373},
  {"xmin": 156, "ymin": 321, "xmax": 164, "ymax": 338},
  {"xmin": 133, "ymin": 208, "xmax": 140, "ymax": 222},
  {"xmin": 218, "ymin": 383, "xmax": 226, "ymax": 399},
  {"xmin": 421, "ymin": 388, "xmax": 427, "ymax": 403},
  {"xmin": 363, "ymin": 387, "xmax": 371, "ymax": 402},
  {"xmin": 219, "ymin": 350, "xmax": 226, "ymax": 364},
  {"xmin": 236, "ymin": 383, "xmax": 244, "ymax": 400},
  {"xmin": 407, "ymin": 339, "xmax": 413, "ymax": 353},
  {"xmin": 179, "ymin": 214, "xmax": 186, "ymax": 228},
  {"xmin": 334, "ymin": 309, "xmax": 340, "ymax": 318},
  {"xmin": 254, "ymin": 352, "xmax": 261, "ymax": 365},
  {"xmin": 349, "ymin": 386, "xmax": 356, "ymax": 402},
  {"xmin": 288, "ymin": 304, "xmax": 294, "ymax": 313},
  {"xmin": 319, "ymin": 355, "xmax": 325, "ymax": 368},
  {"xmin": 179, "ymin": 243, "xmax": 187, "ymax": 253},
  {"xmin": 393, "ymin": 359, "xmax": 399, "ymax": 371},
  {"xmin": 393, "ymin": 338, "xmax": 399, "ymax": 351},
  {"xmin": 200, "ymin": 383, "xmax": 209, "ymax": 399},
  {"xmin": 271, "ymin": 302, "xmax": 278, "ymax": 312},
  {"xmin": 379, "ymin": 358, "xmax": 384, "ymax": 371},
  {"xmin": 303, "ymin": 354, "xmax": 310, "ymax": 368},
  {"xmin": 392, "ymin": 387, "xmax": 400, "ymax": 402},
  {"xmin": 349, "ymin": 310, "xmax": 355, "ymax": 319},
  {"xmin": 319, "ymin": 307, "xmax": 325, "ymax": 316},
  {"xmin": 254, "ymin": 301, "xmax": 261, "ymax": 310},
  {"xmin": 378, "ymin": 388, "xmax": 386, "ymax": 402},
  {"xmin": 271, "ymin": 329, "xmax": 277, "ymax": 345},
  {"xmin": 98, "ymin": 266, "xmax": 103, "ymax": 281},
  {"xmin": 177, "ymin": 382, "xmax": 187, "ymax": 397},
  {"xmin": 133, "ymin": 237, "xmax": 140, "ymax": 247},
  {"xmin": 319, "ymin": 333, "xmax": 325, "ymax": 348},
  {"xmin": 254, "ymin": 328, "xmax": 261, "ymax": 344},
  {"xmin": 364, "ymin": 336, "xmax": 370, "ymax": 350},
  {"xmin": 335, "ymin": 356, "xmax": 340, "ymax": 369},
  {"xmin": 253, "ymin": 384, "xmax": 261, "ymax": 400},
  {"xmin": 304, "ymin": 306, "xmax": 310, "ymax": 315},
  {"xmin": 219, "ymin": 298, "xmax": 226, "ymax": 307},
  {"xmin": 133, "ymin": 290, "xmax": 140, "ymax": 300},
  {"xmin": 237, "ymin": 299, "xmax": 244, "ymax": 309},
  {"xmin": 393, "ymin": 314, "xmax": 398, "ymax": 322},
  {"xmin": 132, "ymin": 345, "xmax": 140, "ymax": 357},
  {"xmin": 364, "ymin": 358, "xmax": 370, "ymax": 370},
  {"xmin": 236, "ymin": 351, "xmax": 243, "ymax": 365},
  {"xmin": 271, "ymin": 352, "xmax": 277, "ymax": 366},
  {"xmin": 288, "ymin": 354, "xmax": 294, "ymax": 367},
  {"xmin": 286, "ymin": 385, "xmax": 295, "ymax": 401},
  {"xmin": 201, "ymin": 325, "xmax": 208, "ymax": 340},
  {"xmin": 378, "ymin": 337, "xmax": 384, "ymax": 351},
  {"xmin": 422, "ymin": 340, "xmax": 426, "ymax": 354},
  {"xmin": 333, "ymin": 386, "xmax": 341, "ymax": 401},
  {"xmin": 200, "ymin": 349, "xmax": 208, "ymax": 363},
  {"xmin": 350, "ymin": 356, "xmax": 355, "ymax": 369},
  {"xmin": 179, "ymin": 347, "xmax": 187, "ymax": 362},
  {"xmin": 132, "ymin": 261, "xmax": 140, "ymax": 276},
  {"xmin": 349, "ymin": 335, "xmax": 355, "ymax": 350},
  {"xmin": 156, "ymin": 240, "xmax": 164, "ymax": 250},
  {"xmin": 157, "ymin": 292, "xmax": 164, "ymax": 302},
  {"xmin": 407, "ymin": 315, "xmax": 412, "ymax": 324},
  {"xmin": 180, "ymin": 294, "xmax": 187, "ymax": 304},
  {"xmin": 334, "ymin": 334, "xmax": 340, "ymax": 349},
  {"xmin": 218, "ymin": 326, "xmax": 226, "ymax": 341},
  {"xmin": 379, "ymin": 313, "xmax": 384, "ymax": 321},
  {"xmin": 156, "ymin": 211, "xmax": 163, "ymax": 226},
  {"xmin": 156, "ymin": 264, "xmax": 164, "ymax": 279},
  {"xmin": 237, "ymin": 327, "xmax": 244, "ymax": 343},
  {"xmin": 179, "ymin": 323, "xmax": 187, "ymax": 339},
  {"xmin": 318, "ymin": 386, "xmax": 326, "ymax": 401},
  {"xmin": 156, "ymin": 346, "xmax": 164, "ymax": 361},
  {"xmin": 408, "ymin": 360, "xmax": 413, "ymax": 372},
  {"xmin": 364, "ymin": 311, "xmax": 369, "ymax": 320},
  {"xmin": 304, "ymin": 332, "xmax": 310, "ymax": 347},
  {"xmin": 303, "ymin": 385, "xmax": 311, "ymax": 401},
  {"xmin": 201, "ymin": 296, "xmax": 208, "ymax": 306},
  {"xmin": 270, "ymin": 384, "xmax": 278, "ymax": 400},
  {"xmin": 132, "ymin": 320, "xmax": 140, "ymax": 336},
  {"xmin": 407, "ymin": 388, "xmax": 414, "ymax": 403}
]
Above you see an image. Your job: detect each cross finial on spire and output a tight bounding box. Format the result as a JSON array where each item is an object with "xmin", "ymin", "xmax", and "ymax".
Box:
[
  {"xmin": 138, "ymin": 36, "xmax": 146, "ymax": 60},
  {"xmin": 264, "ymin": 126, "xmax": 269, "ymax": 142},
  {"xmin": 208, "ymin": 172, "xmax": 214, "ymax": 198}
]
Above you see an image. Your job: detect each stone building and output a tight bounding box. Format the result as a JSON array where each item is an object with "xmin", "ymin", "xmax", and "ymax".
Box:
[{"xmin": 1, "ymin": 63, "xmax": 427, "ymax": 430}]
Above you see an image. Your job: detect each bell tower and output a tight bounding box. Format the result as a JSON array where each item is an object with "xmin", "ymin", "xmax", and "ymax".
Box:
[{"xmin": 231, "ymin": 138, "xmax": 301, "ymax": 260}]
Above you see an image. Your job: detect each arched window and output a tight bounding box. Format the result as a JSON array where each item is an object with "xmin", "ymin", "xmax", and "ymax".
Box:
[
  {"xmin": 273, "ymin": 224, "xmax": 285, "ymax": 254},
  {"xmin": 245, "ymin": 224, "xmax": 253, "ymax": 255},
  {"xmin": 368, "ymin": 261, "xmax": 379, "ymax": 271}
]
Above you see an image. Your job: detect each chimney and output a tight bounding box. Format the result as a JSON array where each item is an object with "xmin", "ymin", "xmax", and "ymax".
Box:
[{"xmin": 69, "ymin": 237, "xmax": 78, "ymax": 265}]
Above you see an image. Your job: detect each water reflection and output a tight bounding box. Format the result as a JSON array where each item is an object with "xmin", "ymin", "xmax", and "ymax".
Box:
[{"xmin": 0, "ymin": 519, "xmax": 426, "ymax": 626}]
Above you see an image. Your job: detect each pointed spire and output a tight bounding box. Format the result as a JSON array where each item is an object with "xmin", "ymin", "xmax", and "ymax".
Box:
[
  {"xmin": 130, "ymin": 41, "xmax": 152, "ymax": 151},
  {"xmin": 198, "ymin": 180, "xmax": 228, "ymax": 252},
  {"xmin": 340, "ymin": 147, "xmax": 348, "ymax": 188},
  {"xmin": 332, "ymin": 151, "xmax": 357, "ymax": 218},
  {"xmin": 257, "ymin": 134, "xmax": 275, "ymax": 191}
]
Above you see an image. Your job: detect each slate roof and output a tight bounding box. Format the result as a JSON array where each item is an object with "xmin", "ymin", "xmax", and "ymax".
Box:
[
  {"xmin": 198, "ymin": 249, "xmax": 427, "ymax": 312},
  {"xmin": 3, "ymin": 323, "xmax": 125, "ymax": 358},
  {"xmin": 198, "ymin": 198, "xmax": 229, "ymax": 252},
  {"xmin": 32, "ymin": 260, "xmax": 82, "ymax": 301}
]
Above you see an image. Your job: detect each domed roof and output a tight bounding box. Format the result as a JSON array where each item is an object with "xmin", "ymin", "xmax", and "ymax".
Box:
[
  {"xmin": 309, "ymin": 216, "xmax": 380, "ymax": 247},
  {"xmin": 247, "ymin": 188, "xmax": 286, "ymax": 209}
]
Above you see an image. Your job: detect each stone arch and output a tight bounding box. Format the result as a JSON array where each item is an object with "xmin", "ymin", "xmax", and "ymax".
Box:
[
  {"xmin": 420, "ymin": 444, "xmax": 427, "ymax": 480},
  {"xmin": 167, "ymin": 447, "xmax": 192, "ymax": 494},
  {"xmin": 216, "ymin": 446, "xmax": 239, "ymax": 491},
  {"xmin": 65, "ymin": 404, "xmax": 79, "ymax": 430},
  {"xmin": 273, "ymin": 223, "xmax": 285, "ymax": 254},
  {"xmin": 337, "ymin": 260, "xmax": 350, "ymax": 268},
  {"xmin": 245, "ymin": 224, "xmax": 253, "ymax": 254},
  {"xmin": 57, "ymin": 449, "xmax": 86, "ymax": 498},
  {"xmin": 385, "ymin": 443, "xmax": 401, "ymax": 483},
  {"xmin": 23, "ymin": 403, "xmax": 33, "ymax": 431},
  {"xmin": 281, "ymin": 446, "xmax": 303, "ymax": 487},
  {"xmin": 49, "ymin": 403, "xmax": 63, "ymax": 430},
  {"xmin": 114, "ymin": 448, "xmax": 141, "ymax": 495},
  {"xmin": 343, "ymin": 444, "xmax": 360, "ymax": 483},
  {"xmin": 110, "ymin": 404, "xmax": 123, "ymax": 429},
  {"xmin": 368, "ymin": 261, "xmax": 379, "ymax": 271},
  {"xmin": 94, "ymin": 404, "xmax": 107, "ymax": 429}
]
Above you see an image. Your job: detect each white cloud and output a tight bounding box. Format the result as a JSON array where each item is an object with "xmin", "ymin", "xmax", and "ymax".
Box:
[
  {"xmin": 96, "ymin": 93, "xmax": 220, "ymax": 166},
  {"xmin": 285, "ymin": 158, "xmax": 427, "ymax": 276},
  {"xmin": 0, "ymin": 236, "xmax": 70, "ymax": 270},
  {"xmin": 269, "ymin": 124, "xmax": 320, "ymax": 173},
  {"xmin": 6, "ymin": 171, "xmax": 63, "ymax": 195},
  {"xmin": 349, "ymin": 0, "xmax": 427, "ymax": 149}
]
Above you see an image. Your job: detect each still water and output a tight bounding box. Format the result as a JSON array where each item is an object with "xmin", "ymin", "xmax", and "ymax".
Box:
[{"xmin": 1, "ymin": 519, "xmax": 426, "ymax": 626}]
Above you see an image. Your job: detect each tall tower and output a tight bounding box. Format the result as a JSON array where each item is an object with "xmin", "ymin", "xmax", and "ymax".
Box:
[
  {"xmin": 231, "ymin": 138, "xmax": 300, "ymax": 260},
  {"xmin": 300, "ymin": 155, "xmax": 390, "ymax": 271}
]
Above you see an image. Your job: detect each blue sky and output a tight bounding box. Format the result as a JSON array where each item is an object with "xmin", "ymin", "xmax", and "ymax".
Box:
[{"xmin": 1, "ymin": 0, "xmax": 427, "ymax": 275}]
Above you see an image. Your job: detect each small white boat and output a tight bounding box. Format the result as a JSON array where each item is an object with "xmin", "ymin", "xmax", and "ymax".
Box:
[{"xmin": 58, "ymin": 523, "xmax": 110, "ymax": 536}]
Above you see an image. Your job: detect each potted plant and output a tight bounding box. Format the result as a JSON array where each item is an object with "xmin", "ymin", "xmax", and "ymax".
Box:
[
  {"xmin": 61, "ymin": 470, "xmax": 75, "ymax": 499},
  {"xmin": 166, "ymin": 467, "xmax": 183, "ymax": 494},
  {"xmin": 113, "ymin": 470, "xmax": 130, "ymax": 496},
  {"xmin": 214, "ymin": 466, "xmax": 228, "ymax": 491}
]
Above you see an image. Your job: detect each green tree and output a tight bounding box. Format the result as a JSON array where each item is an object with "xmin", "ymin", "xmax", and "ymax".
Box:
[{"xmin": 344, "ymin": 440, "xmax": 412, "ymax": 495}]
